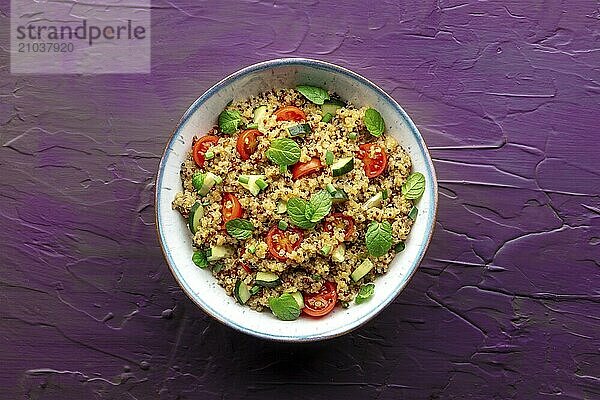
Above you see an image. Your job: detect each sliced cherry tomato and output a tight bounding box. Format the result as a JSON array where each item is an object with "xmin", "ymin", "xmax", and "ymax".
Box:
[
  {"xmin": 303, "ymin": 281, "xmax": 338, "ymax": 317},
  {"xmin": 274, "ymin": 106, "xmax": 306, "ymax": 122},
  {"xmin": 323, "ymin": 213, "xmax": 355, "ymax": 241},
  {"xmin": 236, "ymin": 129, "xmax": 262, "ymax": 160},
  {"xmin": 291, "ymin": 157, "xmax": 323, "ymax": 180},
  {"xmin": 222, "ymin": 193, "xmax": 243, "ymax": 225},
  {"xmin": 266, "ymin": 225, "xmax": 304, "ymax": 262},
  {"xmin": 357, "ymin": 143, "xmax": 388, "ymax": 178},
  {"xmin": 192, "ymin": 135, "xmax": 219, "ymax": 167}
]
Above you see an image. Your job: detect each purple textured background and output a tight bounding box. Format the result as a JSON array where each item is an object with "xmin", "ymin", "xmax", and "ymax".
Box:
[{"xmin": 1, "ymin": 1, "xmax": 599, "ymax": 399}]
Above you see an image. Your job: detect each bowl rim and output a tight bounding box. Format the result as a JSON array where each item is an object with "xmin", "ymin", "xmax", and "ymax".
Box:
[{"xmin": 155, "ymin": 57, "xmax": 438, "ymax": 342}]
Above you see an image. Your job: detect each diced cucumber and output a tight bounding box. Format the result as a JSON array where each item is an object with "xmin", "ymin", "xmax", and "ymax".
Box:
[
  {"xmin": 253, "ymin": 105, "xmax": 269, "ymax": 131},
  {"xmin": 321, "ymin": 99, "xmax": 345, "ymax": 116},
  {"xmin": 330, "ymin": 189, "xmax": 349, "ymax": 204},
  {"xmin": 331, "ymin": 243, "xmax": 346, "ymax": 263},
  {"xmin": 246, "ymin": 123, "xmax": 259, "ymax": 129},
  {"xmin": 234, "ymin": 280, "xmax": 251, "ymax": 305},
  {"xmin": 187, "ymin": 202, "xmax": 204, "ymax": 234},
  {"xmin": 207, "ymin": 245, "xmax": 233, "ymax": 262},
  {"xmin": 287, "ymin": 123, "xmax": 311, "ymax": 137},
  {"xmin": 239, "ymin": 174, "xmax": 267, "ymax": 196},
  {"xmin": 321, "ymin": 113, "xmax": 333, "ymax": 123},
  {"xmin": 382, "ymin": 189, "xmax": 389, "ymax": 200},
  {"xmin": 291, "ymin": 291, "xmax": 304, "ymax": 308},
  {"xmin": 276, "ymin": 200, "xmax": 288, "ymax": 214},
  {"xmin": 363, "ymin": 192, "xmax": 383, "ymax": 209},
  {"xmin": 331, "ymin": 157, "xmax": 354, "ymax": 177},
  {"xmin": 255, "ymin": 271, "xmax": 281, "ymax": 288},
  {"xmin": 351, "ymin": 259, "xmax": 374, "ymax": 282},
  {"xmin": 408, "ymin": 206, "xmax": 418, "ymax": 220}
]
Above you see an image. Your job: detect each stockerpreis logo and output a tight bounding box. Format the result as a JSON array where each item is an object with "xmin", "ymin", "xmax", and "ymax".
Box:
[{"xmin": 11, "ymin": 0, "xmax": 150, "ymax": 74}]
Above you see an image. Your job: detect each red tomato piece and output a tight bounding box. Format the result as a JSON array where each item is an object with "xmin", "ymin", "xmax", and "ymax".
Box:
[
  {"xmin": 192, "ymin": 135, "xmax": 219, "ymax": 168},
  {"xmin": 236, "ymin": 129, "xmax": 262, "ymax": 160},
  {"xmin": 356, "ymin": 143, "xmax": 388, "ymax": 178},
  {"xmin": 222, "ymin": 193, "xmax": 243, "ymax": 225},
  {"xmin": 266, "ymin": 225, "xmax": 304, "ymax": 262},
  {"xmin": 322, "ymin": 213, "xmax": 355, "ymax": 241},
  {"xmin": 291, "ymin": 157, "xmax": 323, "ymax": 180},
  {"xmin": 274, "ymin": 106, "xmax": 306, "ymax": 122},
  {"xmin": 303, "ymin": 281, "xmax": 338, "ymax": 317}
]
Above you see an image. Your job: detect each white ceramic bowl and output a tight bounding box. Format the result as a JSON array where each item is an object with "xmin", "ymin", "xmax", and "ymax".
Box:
[{"xmin": 155, "ymin": 58, "xmax": 438, "ymax": 342}]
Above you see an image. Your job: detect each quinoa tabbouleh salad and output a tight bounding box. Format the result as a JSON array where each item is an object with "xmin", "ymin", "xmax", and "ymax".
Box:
[{"xmin": 172, "ymin": 85, "xmax": 426, "ymax": 321}]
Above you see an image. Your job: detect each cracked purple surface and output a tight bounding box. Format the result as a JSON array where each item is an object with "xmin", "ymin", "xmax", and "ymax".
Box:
[{"xmin": 1, "ymin": 1, "xmax": 599, "ymax": 399}]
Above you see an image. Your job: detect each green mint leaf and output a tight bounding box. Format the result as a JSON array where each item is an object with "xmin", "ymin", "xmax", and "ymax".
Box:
[
  {"xmin": 268, "ymin": 293, "xmax": 301, "ymax": 321},
  {"xmin": 192, "ymin": 251, "xmax": 208, "ymax": 268},
  {"xmin": 287, "ymin": 197, "xmax": 316, "ymax": 229},
  {"xmin": 296, "ymin": 85, "xmax": 330, "ymax": 105},
  {"xmin": 191, "ymin": 172, "xmax": 205, "ymax": 191},
  {"xmin": 355, "ymin": 283, "xmax": 375, "ymax": 304},
  {"xmin": 225, "ymin": 218, "xmax": 255, "ymax": 240},
  {"xmin": 266, "ymin": 138, "xmax": 301, "ymax": 166},
  {"xmin": 363, "ymin": 108, "xmax": 385, "ymax": 137},
  {"xmin": 218, "ymin": 109, "xmax": 242, "ymax": 134},
  {"xmin": 306, "ymin": 190, "xmax": 332, "ymax": 223},
  {"xmin": 401, "ymin": 172, "xmax": 426, "ymax": 199},
  {"xmin": 365, "ymin": 221, "xmax": 393, "ymax": 257}
]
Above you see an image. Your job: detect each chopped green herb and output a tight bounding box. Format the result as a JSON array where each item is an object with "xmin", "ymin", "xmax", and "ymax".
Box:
[
  {"xmin": 296, "ymin": 85, "xmax": 330, "ymax": 105},
  {"xmin": 192, "ymin": 251, "xmax": 208, "ymax": 268},
  {"xmin": 279, "ymin": 164, "xmax": 287, "ymax": 174},
  {"xmin": 312, "ymin": 274, "xmax": 321, "ymax": 281},
  {"xmin": 402, "ymin": 172, "xmax": 426, "ymax": 200},
  {"xmin": 265, "ymin": 138, "xmax": 301, "ymax": 166},
  {"xmin": 326, "ymin": 183, "xmax": 337, "ymax": 194},
  {"xmin": 204, "ymin": 150, "xmax": 215, "ymax": 160},
  {"xmin": 355, "ymin": 283, "xmax": 375, "ymax": 304},
  {"xmin": 268, "ymin": 293, "xmax": 301, "ymax": 321},
  {"xmin": 278, "ymin": 220, "xmax": 288, "ymax": 230},
  {"xmin": 408, "ymin": 206, "xmax": 418, "ymax": 220},
  {"xmin": 365, "ymin": 221, "xmax": 393, "ymax": 257},
  {"xmin": 325, "ymin": 151, "xmax": 334, "ymax": 166},
  {"xmin": 191, "ymin": 172, "xmax": 204, "ymax": 191},
  {"xmin": 321, "ymin": 245, "xmax": 332, "ymax": 256},
  {"xmin": 225, "ymin": 218, "xmax": 255, "ymax": 240},
  {"xmin": 238, "ymin": 175, "xmax": 250, "ymax": 184},
  {"xmin": 363, "ymin": 108, "xmax": 385, "ymax": 137},
  {"xmin": 218, "ymin": 109, "xmax": 242, "ymax": 134},
  {"xmin": 321, "ymin": 113, "xmax": 333, "ymax": 123},
  {"xmin": 247, "ymin": 244, "xmax": 257, "ymax": 254},
  {"xmin": 341, "ymin": 301, "xmax": 350, "ymax": 308},
  {"xmin": 381, "ymin": 189, "xmax": 389, "ymax": 200},
  {"xmin": 394, "ymin": 242, "xmax": 406, "ymax": 253},
  {"xmin": 255, "ymin": 178, "xmax": 268, "ymax": 190},
  {"xmin": 348, "ymin": 132, "xmax": 358, "ymax": 140},
  {"xmin": 246, "ymin": 123, "xmax": 258, "ymax": 129},
  {"xmin": 249, "ymin": 285, "xmax": 261, "ymax": 295}
]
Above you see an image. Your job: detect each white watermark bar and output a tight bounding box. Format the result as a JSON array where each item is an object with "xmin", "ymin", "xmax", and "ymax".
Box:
[{"xmin": 10, "ymin": 0, "xmax": 150, "ymax": 74}]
